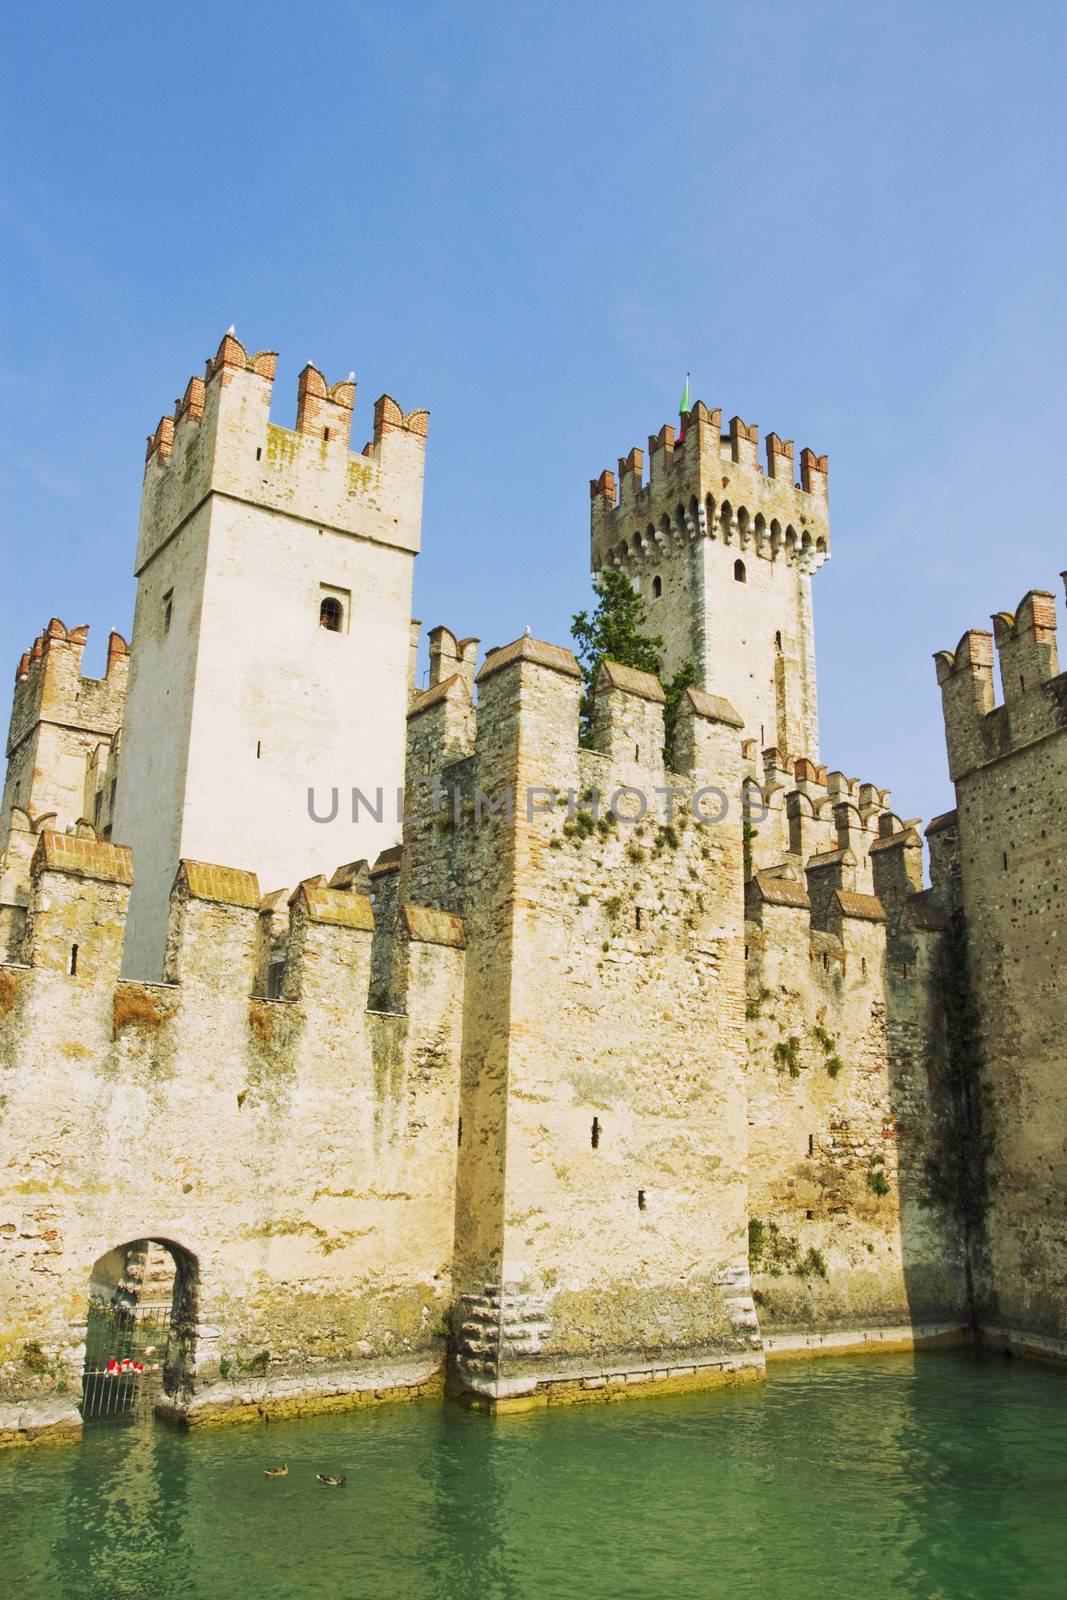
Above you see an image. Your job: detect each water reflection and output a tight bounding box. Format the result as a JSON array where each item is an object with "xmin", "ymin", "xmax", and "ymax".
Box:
[{"xmin": 1, "ymin": 1352, "xmax": 1065, "ymax": 1600}]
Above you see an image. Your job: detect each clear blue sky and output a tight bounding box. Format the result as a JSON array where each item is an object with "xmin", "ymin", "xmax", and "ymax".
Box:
[{"xmin": 2, "ymin": 1, "xmax": 1065, "ymax": 830}]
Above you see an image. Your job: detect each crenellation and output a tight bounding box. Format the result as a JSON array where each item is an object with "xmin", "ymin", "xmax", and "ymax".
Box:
[
  {"xmin": 931, "ymin": 576, "xmax": 1067, "ymax": 1362},
  {"xmin": 4, "ymin": 333, "xmax": 1056, "ymax": 1447}
]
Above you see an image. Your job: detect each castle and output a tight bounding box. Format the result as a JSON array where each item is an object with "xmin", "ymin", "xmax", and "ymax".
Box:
[{"xmin": 1, "ymin": 330, "xmax": 1063, "ymax": 1448}]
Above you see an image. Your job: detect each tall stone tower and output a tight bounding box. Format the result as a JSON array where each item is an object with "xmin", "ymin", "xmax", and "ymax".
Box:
[
  {"xmin": 590, "ymin": 404, "xmax": 829, "ymax": 760},
  {"xmin": 113, "ymin": 331, "xmax": 428, "ymax": 978}
]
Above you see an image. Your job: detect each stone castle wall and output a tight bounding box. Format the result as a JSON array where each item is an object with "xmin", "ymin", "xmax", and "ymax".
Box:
[
  {"xmin": 935, "ymin": 584, "xmax": 1067, "ymax": 1359},
  {"xmin": 0, "ymin": 831, "xmax": 465, "ymax": 1442}
]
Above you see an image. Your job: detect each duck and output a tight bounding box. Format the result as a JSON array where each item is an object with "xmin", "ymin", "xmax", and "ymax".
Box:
[
  {"xmin": 317, "ymin": 1473, "xmax": 346, "ymax": 1487},
  {"xmin": 263, "ymin": 1465, "xmax": 288, "ymax": 1478}
]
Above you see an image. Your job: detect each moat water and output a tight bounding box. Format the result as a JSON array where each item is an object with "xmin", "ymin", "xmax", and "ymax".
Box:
[{"xmin": 2, "ymin": 1350, "xmax": 1065, "ymax": 1599}]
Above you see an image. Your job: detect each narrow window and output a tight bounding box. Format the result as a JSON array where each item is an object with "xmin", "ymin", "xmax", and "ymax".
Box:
[
  {"xmin": 319, "ymin": 596, "xmax": 343, "ymax": 632},
  {"xmin": 634, "ymin": 743, "xmax": 640, "ymax": 761},
  {"xmin": 1019, "ymin": 674, "xmax": 1025, "ymax": 692},
  {"xmin": 806, "ymin": 1209, "xmax": 815, "ymax": 1220},
  {"xmin": 69, "ymin": 943, "xmax": 79, "ymax": 976},
  {"xmin": 457, "ymin": 1117, "xmax": 463, "ymax": 1147},
  {"xmin": 652, "ymin": 575, "xmax": 662, "ymax": 599},
  {"xmin": 822, "ymin": 952, "xmax": 829, "ymax": 971},
  {"xmin": 637, "ymin": 1189, "xmax": 647, "ymax": 1212},
  {"xmin": 775, "ymin": 630, "xmax": 783, "ymax": 650},
  {"xmin": 1003, "ymin": 851, "xmax": 1009, "ymax": 871},
  {"xmin": 808, "ymin": 1134, "xmax": 815, "ymax": 1156},
  {"xmin": 256, "ymin": 446, "xmax": 262, "ymax": 461},
  {"xmin": 256, "ymin": 740, "xmax": 262, "ymax": 760},
  {"xmin": 591, "ymin": 1117, "xmax": 600, "ymax": 1149},
  {"xmin": 861, "ymin": 957, "xmax": 867, "ymax": 975},
  {"xmin": 93, "ymin": 790, "xmax": 103, "ymax": 825},
  {"xmin": 162, "ymin": 589, "xmax": 173, "ymax": 633},
  {"xmin": 635, "ymin": 907, "xmax": 642, "ymax": 931},
  {"xmin": 323, "ymin": 427, "xmax": 331, "ymax": 442},
  {"xmin": 266, "ymin": 960, "xmax": 285, "ymax": 1000},
  {"xmin": 734, "ymin": 559, "xmax": 746, "ymax": 583}
]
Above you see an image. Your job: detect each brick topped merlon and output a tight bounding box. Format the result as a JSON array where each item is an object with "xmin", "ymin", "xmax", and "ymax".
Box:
[
  {"xmin": 933, "ymin": 628, "xmax": 994, "ymax": 686},
  {"xmin": 765, "ymin": 433, "xmax": 795, "ymax": 479},
  {"xmin": 794, "ymin": 757, "xmax": 828, "ymax": 785},
  {"xmin": 31, "ymin": 830, "xmax": 133, "ymax": 885},
  {"xmin": 800, "ymin": 449, "xmax": 828, "ymax": 496},
  {"xmin": 991, "ymin": 590, "xmax": 1060, "ymax": 703},
  {"xmin": 681, "ymin": 687, "xmax": 744, "ymax": 728},
  {"xmin": 372, "ymin": 395, "xmax": 430, "ymax": 444},
  {"xmin": 595, "ymin": 660, "xmax": 665, "ymax": 703},
  {"xmin": 204, "ymin": 330, "xmax": 278, "ymax": 386},
  {"xmin": 835, "ymin": 889, "xmax": 887, "ymax": 921},
  {"xmin": 729, "ymin": 416, "xmax": 759, "ymax": 468},
  {"xmin": 590, "ymin": 468, "xmax": 616, "ymax": 502},
  {"xmin": 289, "ymin": 876, "xmax": 375, "ymax": 930},
  {"xmin": 476, "ymin": 637, "xmax": 582, "ymax": 685},
  {"xmin": 295, "ymin": 363, "xmax": 356, "ymax": 449},
  {"xmin": 174, "ymin": 860, "xmax": 261, "ymax": 908},
  {"xmin": 401, "ymin": 903, "xmax": 465, "ymax": 947}
]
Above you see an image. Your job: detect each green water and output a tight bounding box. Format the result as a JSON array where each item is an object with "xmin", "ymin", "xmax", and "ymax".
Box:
[{"xmin": 2, "ymin": 1351, "xmax": 1065, "ymax": 1599}]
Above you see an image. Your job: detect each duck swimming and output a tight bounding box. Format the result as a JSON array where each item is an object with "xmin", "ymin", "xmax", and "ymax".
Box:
[
  {"xmin": 264, "ymin": 1465, "xmax": 288, "ymax": 1478},
  {"xmin": 316, "ymin": 1473, "xmax": 346, "ymax": 1487}
]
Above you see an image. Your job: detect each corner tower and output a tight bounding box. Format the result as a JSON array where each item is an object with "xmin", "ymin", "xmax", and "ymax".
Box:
[
  {"xmin": 590, "ymin": 403, "xmax": 829, "ymax": 761},
  {"xmin": 113, "ymin": 331, "xmax": 429, "ymax": 977}
]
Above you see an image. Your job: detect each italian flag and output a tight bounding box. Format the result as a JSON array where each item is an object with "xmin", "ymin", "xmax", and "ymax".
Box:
[{"xmin": 678, "ymin": 373, "xmax": 691, "ymax": 441}]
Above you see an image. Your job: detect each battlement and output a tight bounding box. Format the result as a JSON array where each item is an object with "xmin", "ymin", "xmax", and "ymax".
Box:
[
  {"xmin": 934, "ymin": 579, "xmax": 1067, "ymax": 780},
  {"xmin": 14, "ymin": 827, "xmax": 464, "ymax": 1029},
  {"xmin": 136, "ymin": 329, "xmax": 430, "ymax": 573},
  {"xmin": 7, "ymin": 621, "xmax": 128, "ymax": 757},
  {"xmin": 590, "ymin": 399, "xmax": 830, "ymax": 577}
]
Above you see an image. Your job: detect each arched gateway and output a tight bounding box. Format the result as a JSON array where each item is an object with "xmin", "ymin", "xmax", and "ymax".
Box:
[{"xmin": 81, "ymin": 1239, "xmax": 198, "ymax": 1425}]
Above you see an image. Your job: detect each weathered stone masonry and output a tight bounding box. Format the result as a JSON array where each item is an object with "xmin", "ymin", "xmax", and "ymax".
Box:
[{"xmin": 0, "ymin": 330, "xmax": 1061, "ymax": 1446}]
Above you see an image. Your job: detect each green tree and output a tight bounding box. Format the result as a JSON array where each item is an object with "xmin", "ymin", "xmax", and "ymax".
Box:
[{"xmin": 570, "ymin": 569, "xmax": 696, "ymax": 766}]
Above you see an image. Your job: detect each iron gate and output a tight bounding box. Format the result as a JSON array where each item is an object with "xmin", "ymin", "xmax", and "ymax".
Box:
[{"xmin": 81, "ymin": 1300, "xmax": 172, "ymax": 1425}]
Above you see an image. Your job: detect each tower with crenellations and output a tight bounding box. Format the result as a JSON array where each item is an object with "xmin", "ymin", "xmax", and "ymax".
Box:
[
  {"xmin": 590, "ymin": 404, "xmax": 829, "ymax": 762},
  {"xmin": 933, "ymin": 583, "xmax": 1067, "ymax": 1363},
  {"xmin": 112, "ymin": 331, "xmax": 429, "ymax": 978},
  {"xmin": 4, "ymin": 328, "xmax": 1065, "ymax": 1451}
]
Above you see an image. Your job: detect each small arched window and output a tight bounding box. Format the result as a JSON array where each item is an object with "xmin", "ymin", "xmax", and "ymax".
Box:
[
  {"xmin": 319, "ymin": 596, "xmax": 343, "ymax": 632},
  {"xmin": 652, "ymin": 575, "xmax": 662, "ymax": 599},
  {"xmin": 734, "ymin": 559, "xmax": 746, "ymax": 583}
]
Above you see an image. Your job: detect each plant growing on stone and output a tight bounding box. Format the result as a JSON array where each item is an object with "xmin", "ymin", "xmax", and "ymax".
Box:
[
  {"xmin": 867, "ymin": 1154, "xmax": 890, "ymax": 1197},
  {"xmin": 796, "ymin": 1247, "xmax": 828, "ymax": 1280},
  {"xmin": 570, "ymin": 568, "xmax": 697, "ymax": 761},
  {"xmin": 773, "ymin": 1035, "xmax": 803, "ymax": 1078}
]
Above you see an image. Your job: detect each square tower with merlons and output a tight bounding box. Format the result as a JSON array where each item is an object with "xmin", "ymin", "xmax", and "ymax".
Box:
[
  {"xmin": 113, "ymin": 330, "xmax": 428, "ymax": 978},
  {"xmin": 590, "ymin": 403, "xmax": 829, "ymax": 761}
]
